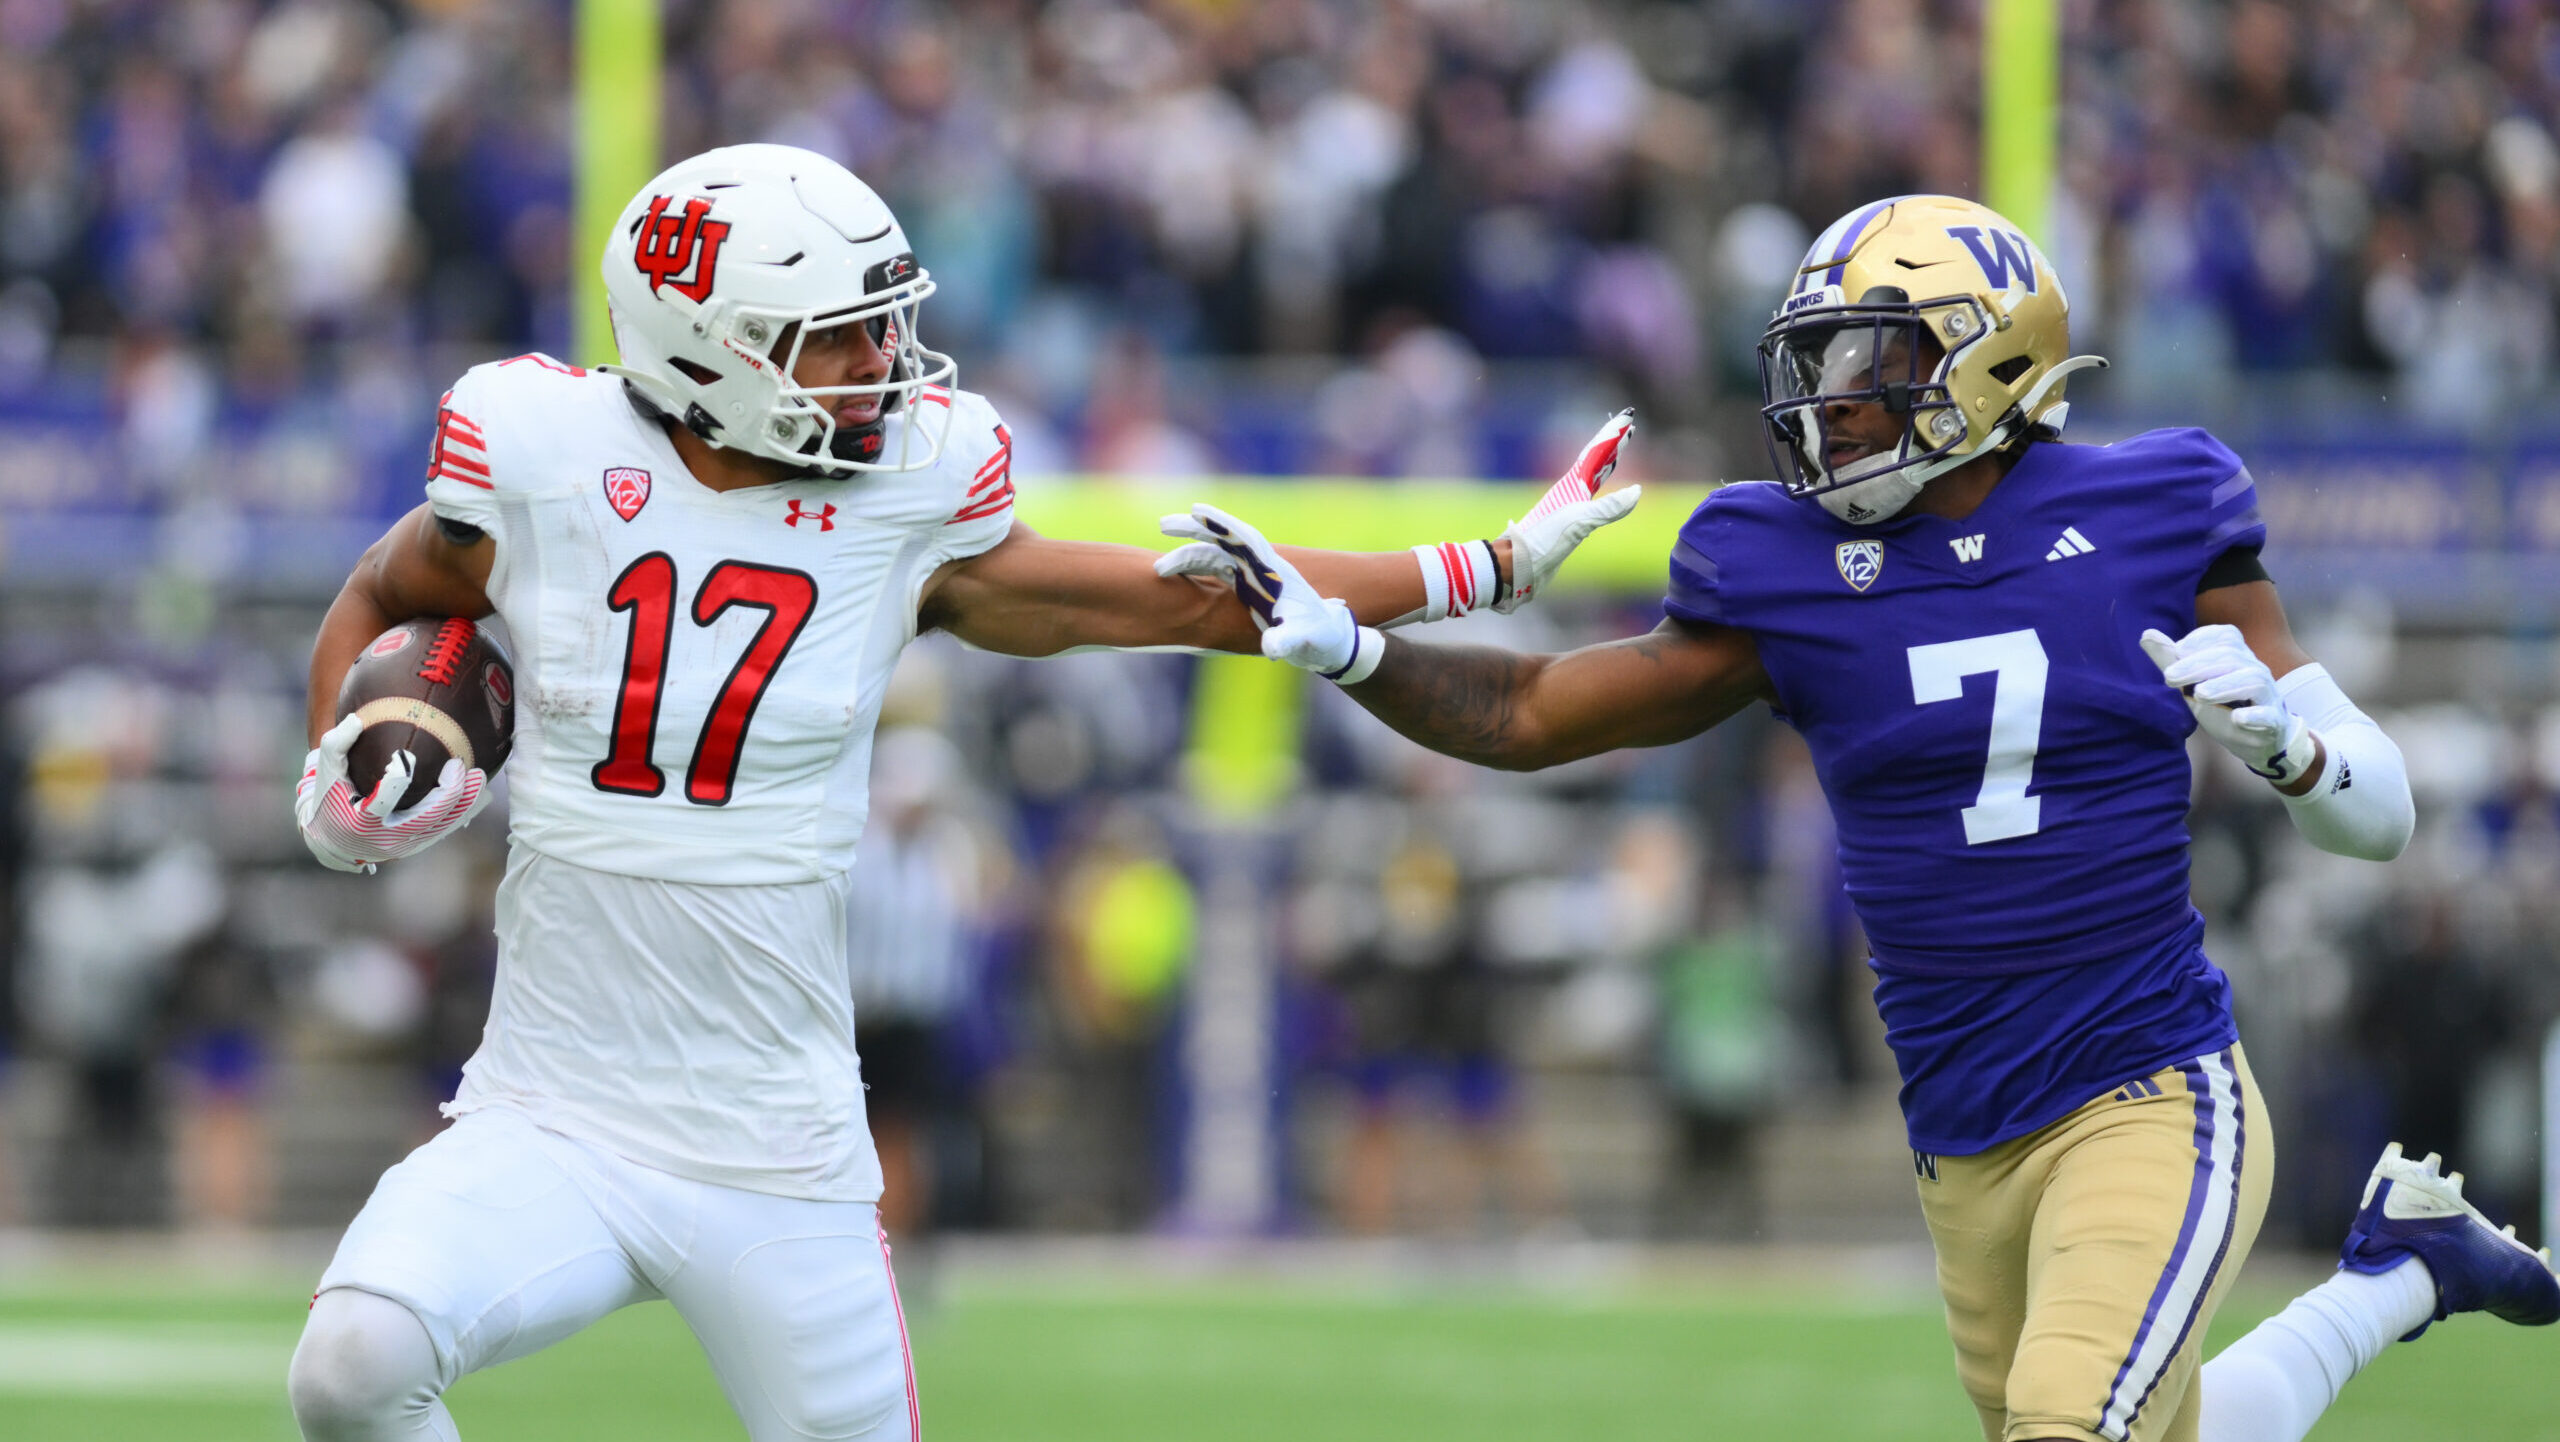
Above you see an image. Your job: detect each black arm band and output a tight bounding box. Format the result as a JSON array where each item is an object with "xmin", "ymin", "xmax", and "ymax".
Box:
[
  {"xmin": 1484, "ymin": 539, "xmax": 1510, "ymax": 608},
  {"xmin": 2197, "ymin": 545, "xmax": 2267, "ymax": 593},
  {"xmin": 435, "ymin": 515, "xmax": 486, "ymax": 547}
]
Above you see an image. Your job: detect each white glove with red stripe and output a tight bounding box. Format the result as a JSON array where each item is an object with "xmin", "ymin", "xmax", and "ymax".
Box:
[
  {"xmin": 294, "ymin": 714, "xmax": 490, "ymax": 874},
  {"xmin": 1493, "ymin": 408, "xmax": 1640, "ymax": 613}
]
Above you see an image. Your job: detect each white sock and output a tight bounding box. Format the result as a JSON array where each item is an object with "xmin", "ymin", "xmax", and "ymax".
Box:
[{"xmin": 2198, "ymin": 1258, "xmax": 2436, "ymax": 1442}]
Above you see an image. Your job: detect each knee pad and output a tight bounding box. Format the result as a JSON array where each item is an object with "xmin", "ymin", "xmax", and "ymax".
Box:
[{"xmin": 288, "ymin": 1288, "xmax": 446, "ymax": 1438}]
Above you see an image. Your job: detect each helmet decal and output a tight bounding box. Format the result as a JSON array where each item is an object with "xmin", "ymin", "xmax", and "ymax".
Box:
[
  {"xmin": 1945, "ymin": 225, "xmax": 2040, "ymax": 294},
  {"xmin": 634, "ymin": 196, "xmax": 733, "ymax": 302}
]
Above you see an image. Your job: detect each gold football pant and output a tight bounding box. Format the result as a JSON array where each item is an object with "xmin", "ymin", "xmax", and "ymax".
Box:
[{"xmin": 1916, "ymin": 1045, "xmax": 2270, "ymax": 1442}]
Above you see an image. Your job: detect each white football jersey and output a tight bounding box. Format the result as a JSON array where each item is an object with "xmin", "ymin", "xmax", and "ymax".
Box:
[
  {"xmin": 425, "ymin": 355, "xmax": 1014, "ymax": 885},
  {"xmin": 421, "ymin": 354, "xmax": 1016, "ymax": 1200}
]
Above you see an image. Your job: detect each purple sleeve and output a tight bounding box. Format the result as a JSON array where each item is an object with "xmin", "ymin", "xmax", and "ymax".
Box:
[
  {"xmin": 1662, "ymin": 499, "xmax": 1727, "ymax": 625},
  {"xmin": 2200, "ymin": 445, "xmax": 2266, "ymax": 559}
]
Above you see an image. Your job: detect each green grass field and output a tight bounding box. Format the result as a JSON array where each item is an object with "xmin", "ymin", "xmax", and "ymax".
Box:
[{"xmin": 0, "ymin": 1260, "xmax": 2550, "ymax": 1441}]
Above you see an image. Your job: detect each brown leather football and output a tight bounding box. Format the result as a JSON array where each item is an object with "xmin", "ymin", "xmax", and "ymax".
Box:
[{"xmin": 335, "ymin": 618, "xmax": 516, "ymax": 811}]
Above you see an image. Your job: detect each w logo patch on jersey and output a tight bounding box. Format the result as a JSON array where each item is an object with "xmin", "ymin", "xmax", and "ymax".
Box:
[
  {"xmin": 603, "ymin": 467, "xmax": 651, "ymax": 522},
  {"xmin": 1836, "ymin": 539, "xmax": 1884, "ymax": 592},
  {"xmin": 634, "ymin": 195, "xmax": 732, "ymax": 303},
  {"xmin": 1946, "ymin": 225, "xmax": 2040, "ymax": 294}
]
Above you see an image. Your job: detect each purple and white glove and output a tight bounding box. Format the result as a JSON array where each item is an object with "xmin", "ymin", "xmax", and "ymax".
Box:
[
  {"xmin": 294, "ymin": 713, "xmax": 489, "ymax": 874},
  {"xmin": 2139, "ymin": 624, "xmax": 2317, "ymax": 785},
  {"xmin": 1155, "ymin": 504, "xmax": 1382, "ymax": 684}
]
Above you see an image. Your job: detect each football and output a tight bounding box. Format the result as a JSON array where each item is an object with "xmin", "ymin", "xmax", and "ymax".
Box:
[{"xmin": 335, "ymin": 617, "xmax": 517, "ymax": 811}]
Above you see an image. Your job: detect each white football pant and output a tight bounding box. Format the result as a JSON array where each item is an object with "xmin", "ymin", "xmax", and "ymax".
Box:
[{"xmin": 291, "ymin": 1108, "xmax": 917, "ymax": 1441}]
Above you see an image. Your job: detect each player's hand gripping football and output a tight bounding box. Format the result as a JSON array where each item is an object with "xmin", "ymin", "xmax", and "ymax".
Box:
[
  {"xmin": 1497, "ymin": 408, "xmax": 1642, "ymax": 612},
  {"xmin": 1155, "ymin": 505, "xmax": 1378, "ymax": 681},
  {"xmin": 294, "ymin": 713, "xmax": 491, "ymax": 874},
  {"xmin": 2139, "ymin": 625, "xmax": 2318, "ymax": 785}
]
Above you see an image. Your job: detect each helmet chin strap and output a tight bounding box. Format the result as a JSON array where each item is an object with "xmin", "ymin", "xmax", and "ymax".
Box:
[{"xmin": 1816, "ymin": 354, "xmax": 2109, "ymax": 526}]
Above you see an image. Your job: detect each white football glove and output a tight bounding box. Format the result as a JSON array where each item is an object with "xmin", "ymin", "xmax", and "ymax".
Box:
[
  {"xmin": 294, "ymin": 713, "xmax": 491, "ymax": 874},
  {"xmin": 1495, "ymin": 408, "xmax": 1642, "ymax": 613},
  {"xmin": 1155, "ymin": 504, "xmax": 1381, "ymax": 682},
  {"xmin": 2138, "ymin": 625, "xmax": 2318, "ymax": 785}
]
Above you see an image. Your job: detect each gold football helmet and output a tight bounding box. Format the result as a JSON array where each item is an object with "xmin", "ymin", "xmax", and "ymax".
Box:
[{"xmin": 1757, "ymin": 194, "xmax": 2107, "ymax": 524}]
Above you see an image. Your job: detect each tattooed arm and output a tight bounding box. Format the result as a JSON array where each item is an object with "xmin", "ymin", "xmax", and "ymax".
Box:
[{"xmin": 1340, "ymin": 617, "xmax": 1775, "ymax": 770}]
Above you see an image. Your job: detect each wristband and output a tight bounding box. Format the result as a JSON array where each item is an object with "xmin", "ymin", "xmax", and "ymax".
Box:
[
  {"xmin": 1410, "ymin": 540, "xmax": 1500, "ymax": 621},
  {"xmin": 1322, "ymin": 626, "xmax": 1387, "ymax": 686}
]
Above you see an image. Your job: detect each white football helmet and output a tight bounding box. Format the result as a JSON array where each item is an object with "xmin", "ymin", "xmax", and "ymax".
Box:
[{"xmin": 600, "ymin": 143, "xmax": 956, "ymax": 474}]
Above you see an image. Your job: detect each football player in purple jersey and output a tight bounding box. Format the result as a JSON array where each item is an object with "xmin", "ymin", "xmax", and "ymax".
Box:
[{"xmin": 1164, "ymin": 195, "xmax": 2555, "ymax": 1442}]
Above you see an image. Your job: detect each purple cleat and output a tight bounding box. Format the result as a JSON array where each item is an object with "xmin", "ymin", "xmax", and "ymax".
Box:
[{"xmin": 2338, "ymin": 1142, "xmax": 2560, "ymax": 1339}]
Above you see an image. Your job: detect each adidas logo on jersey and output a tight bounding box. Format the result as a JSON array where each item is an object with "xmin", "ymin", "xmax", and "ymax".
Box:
[
  {"xmin": 2045, "ymin": 526, "xmax": 2098, "ymax": 561},
  {"xmin": 1950, "ymin": 534, "xmax": 1986, "ymax": 563}
]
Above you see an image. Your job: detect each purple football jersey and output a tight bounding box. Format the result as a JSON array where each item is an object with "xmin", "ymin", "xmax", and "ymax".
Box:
[{"xmin": 1665, "ymin": 429, "xmax": 2266, "ymax": 1153}]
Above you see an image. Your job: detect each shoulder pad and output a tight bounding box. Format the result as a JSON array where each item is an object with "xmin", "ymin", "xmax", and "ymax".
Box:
[
  {"xmin": 434, "ymin": 354, "xmax": 627, "ymax": 494},
  {"xmin": 2100, "ymin": 427, "xmax": 2245, "ymax": 481}
]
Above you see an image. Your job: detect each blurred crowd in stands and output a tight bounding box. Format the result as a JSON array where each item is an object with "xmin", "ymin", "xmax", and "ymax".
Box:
[
  {"xmin": 0, "ymin": 0, "xmax": 2554, "ymax": 1246},
  {"xmin": 3, "ymin": 0, "xmax": 2559, "ymax": 493}
]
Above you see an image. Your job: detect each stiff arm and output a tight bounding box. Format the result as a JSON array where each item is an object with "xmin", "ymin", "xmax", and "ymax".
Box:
[
  {"xmin": 1335, "ymin": 618, "xmax": 1775, "ymax": 771},
  {"xmin": 918, "ymin": 521, "xmax": 1460, "ymax": 657},
  {"xmin": 1331, "ymin": 577, "xmax": 2297, "ymax": 776}
]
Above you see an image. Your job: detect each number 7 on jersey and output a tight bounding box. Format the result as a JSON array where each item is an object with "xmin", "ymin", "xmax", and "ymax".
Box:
[{"xmin": 1907, "ymin": 629, "xmax": 2048, "ymax": 845}]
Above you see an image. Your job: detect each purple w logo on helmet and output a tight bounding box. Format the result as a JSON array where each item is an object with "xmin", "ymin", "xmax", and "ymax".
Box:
[{"xmin": 1945, "ymin": 225, "xmax": 2040, "ymax": 294}]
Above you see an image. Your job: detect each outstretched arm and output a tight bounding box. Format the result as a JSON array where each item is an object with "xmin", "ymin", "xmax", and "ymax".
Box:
[
  {"xmin": 923, "ymin": 409, "xmax": 1644, "ymax": 655},
  {"xmin": 916, "ymin": 521, "xmax": 1457, "ymax": 657},
  {"xmin": 1337, "ymin": 618, "xmax": 1774, "ymax": 771}
]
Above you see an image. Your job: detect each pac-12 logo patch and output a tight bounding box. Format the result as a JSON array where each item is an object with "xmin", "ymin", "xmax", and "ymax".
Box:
[
  {"xmin": 603, "ymin": 466, "xmax": 651, "ymax": 522},
  {"xmin": 1836, "ymin": 540, "xmax": 1884, "ymax": 592}
]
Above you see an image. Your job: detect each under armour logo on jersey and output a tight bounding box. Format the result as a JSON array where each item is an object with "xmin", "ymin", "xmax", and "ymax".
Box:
[
  {"xmin": 2045, "ymin": 526, "xmax": 2098, "ymax": 561},
  {"xmin": 785, "ymin": 500, "xmax": 836, "ymax": 531},
  {"xmin": 1950, "ymin": 534, "xmax": 1986, "ymax": 563},
  {"xmin": 634, "ymin": 195, "xmax": 732, "ymax": 302}
]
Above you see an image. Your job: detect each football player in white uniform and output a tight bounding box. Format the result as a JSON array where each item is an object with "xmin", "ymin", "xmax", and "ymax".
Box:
[{"xmin": 284, "ymin": 144, "xmax": 1640, "ymax": 1442}]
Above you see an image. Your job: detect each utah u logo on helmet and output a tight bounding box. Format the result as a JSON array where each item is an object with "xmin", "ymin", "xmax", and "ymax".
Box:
[{"xmin": 634, "ymin": 196, "xmax": 732, "ymax": 302}]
